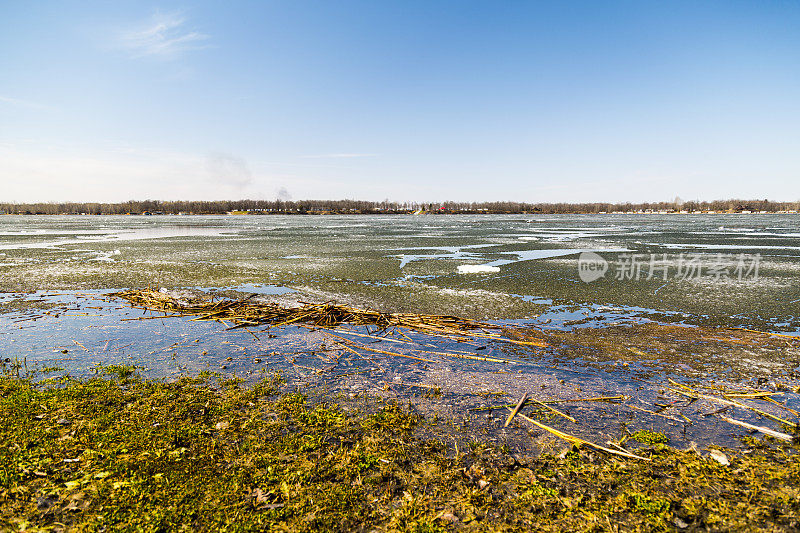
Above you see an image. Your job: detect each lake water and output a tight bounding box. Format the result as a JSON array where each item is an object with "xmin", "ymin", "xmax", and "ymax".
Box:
[
  {"xmin": 1, "ymin": 213, "xmax": 798, "ymax": 330},
  {"xmin": 1, "ymin": 214, "xmax": 798, "ymax": 451}
]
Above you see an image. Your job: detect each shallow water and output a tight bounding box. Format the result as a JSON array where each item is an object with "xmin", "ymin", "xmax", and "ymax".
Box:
[{"xmin": 1, "ymin": 289, "xmax": 797, "ymax": 453}]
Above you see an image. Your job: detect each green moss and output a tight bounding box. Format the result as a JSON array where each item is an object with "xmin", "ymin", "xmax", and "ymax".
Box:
[
  {"xmin": 99, "ymin": 364, "xmax": 137, "ymax": 381},
  {"xmin": 632, "ymin": 429, "xmax": 670, "ymax": 445},
  {"xmin": 1, "ymin": 373, "xmax": 799, "ymax": 532}
]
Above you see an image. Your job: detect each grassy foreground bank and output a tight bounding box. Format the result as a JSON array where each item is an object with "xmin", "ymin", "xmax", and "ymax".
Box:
[{"xmin": 1, "ymin": 370, "xmax": 799, "ymax": 532}]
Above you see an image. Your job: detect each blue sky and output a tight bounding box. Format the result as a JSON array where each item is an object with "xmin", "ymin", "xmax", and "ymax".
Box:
[{"xmin": 1, "ymin": 1, "xmax": 798, "ymax": 203}]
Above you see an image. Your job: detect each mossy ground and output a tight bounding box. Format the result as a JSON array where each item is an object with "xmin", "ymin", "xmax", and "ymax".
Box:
[{"xmin": 2, "ymin": 369, "xmax": 799, "ymax": 532}]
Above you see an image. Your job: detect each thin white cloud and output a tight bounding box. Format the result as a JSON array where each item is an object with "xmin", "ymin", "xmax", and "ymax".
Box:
[
  {"xmin": 302, "ymin": 153, "xmax": 379, "ymax": 159},
  {"xmin": 119, "ymin": 11, "xmax": 209, "ymax": 59},
  {"xmin": 0, "ymin": 94, "xmax": 51, "ymax": 110},
  {"xmin": 0, "ymin": 141, "xmax": 361, "ymax": 202},
  {"xmin": 0, "ymin": 144, "xmax": 257, "ymax": 202}
]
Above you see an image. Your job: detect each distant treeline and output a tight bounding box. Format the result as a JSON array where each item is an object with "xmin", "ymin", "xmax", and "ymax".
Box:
[{"xmin": 1, "ymin": 199, "xmax": 799, "ymax": 215}]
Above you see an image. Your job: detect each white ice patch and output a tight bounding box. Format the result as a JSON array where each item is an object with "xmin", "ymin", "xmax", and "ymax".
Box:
[
  {"xmin": 0, "ymin": 227, "xmax": 231, "ymax": 251},
  {"xmin": 392, "ymin": 244, "xmax": 498, "ymax": 268},
  {"xmin": 457, "ymin": 264, "xmax": 501, "ymax": 274},
  {"xmin": 647, "ymin": 243, "xmax": 800, "ymax": 251},
  {"xmin": 90, "ymin": 249, "xmax": 122, "ymax": 262}
]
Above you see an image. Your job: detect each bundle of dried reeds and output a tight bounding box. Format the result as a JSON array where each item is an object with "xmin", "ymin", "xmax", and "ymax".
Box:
[{"xmin": 112, "ymin": 288, "xmax": 498, "ymax": 336}]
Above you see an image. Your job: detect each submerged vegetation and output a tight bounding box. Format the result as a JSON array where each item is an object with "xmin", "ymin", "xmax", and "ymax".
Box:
[{"xmin": 2, "ymin": 370, "xmax": 799, "ymax": 531}]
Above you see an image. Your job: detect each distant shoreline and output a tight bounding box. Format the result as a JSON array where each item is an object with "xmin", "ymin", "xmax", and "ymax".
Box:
[
  {"xmin": 1, "ymin": 199, "xmax": 798, "ymax": 216},
  {"xmin": 2, "ymin": 211, "xmax": 799, "ymax": 216}
]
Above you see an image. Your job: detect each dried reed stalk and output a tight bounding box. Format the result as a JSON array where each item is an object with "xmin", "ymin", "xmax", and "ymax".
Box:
[
  {"xmin": 667, "ymin": 379, "xmax": 798, "ymax": 428},
  {"xmin": 511, "ymin": 409, "xmax": 650, "ymax": 461}
]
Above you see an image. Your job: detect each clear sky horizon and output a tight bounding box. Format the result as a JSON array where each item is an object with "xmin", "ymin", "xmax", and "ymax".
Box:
[{"xmin": 1, "ymin": 1, "xmax": 799, "ymax": 203}]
